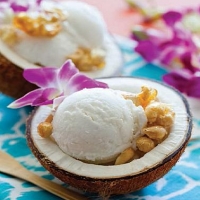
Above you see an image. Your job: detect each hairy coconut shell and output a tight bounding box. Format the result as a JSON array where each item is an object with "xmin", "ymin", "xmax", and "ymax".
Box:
[
  {"xmin": 26, "ymin": 77, "xmax": 192, "ymax": 197},
  {"xmin": 27, "ymin": 122, "xmax": 190, "ymax": 196},
  {"xmin": 0, "ymin": 53, "xmax": 37, "ymax": 98}
]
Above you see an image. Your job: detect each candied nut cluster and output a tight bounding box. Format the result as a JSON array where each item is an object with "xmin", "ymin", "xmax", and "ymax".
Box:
[
  {"xmin": 0, "ymin": 25, "xmax": 18, "ymax": 45},
  {"xmin": 122, "ymin": 86, "xmax": 157, "ymax": 108},
  {"xmin": 13, "ymin": 9, "xmax": 66, "ymax": 37},
  {"xmin": 115, "ymin": 86, "xmax": 175, "ymax": 165},
  {"xmin": 67, "ymin": 48, "xmax": 105, "ymax": 71},
  {"xmin": 37, "ymin": 86, "xmax": 175, "ymax": 166},
  {"xmin": 37, "ymin": 114, "xmax": 53, "ymax": 138},
  {"xmin": 145, "ymin": 102, "xmax": 175, "ymax": 128},
  {"xmin": 115, "ymin": 147, "xmax": 135, "ymax": 165},
  {"xmin": 135, "ymin": 86, "xmax": 158, "ymax": 108},
  {"xmin": 136, "ymin": 136, "xmax": 155, "ymax": 153}
]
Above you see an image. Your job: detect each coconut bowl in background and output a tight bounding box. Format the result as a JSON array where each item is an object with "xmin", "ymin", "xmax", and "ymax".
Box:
[{"xmin": 0, "ymin": 0, "xmax": 123, "ymax": 99}]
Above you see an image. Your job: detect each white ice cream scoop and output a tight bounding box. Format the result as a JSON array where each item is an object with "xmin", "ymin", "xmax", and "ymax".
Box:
[
  {"xmin": 52, "ymin": 88, "xmax": 147, "ymax": 164},
  {"xmin": 59, "ymin": 0, "xmax": 107, "ymax": 49},
  {"xmin": 7, "ymin": 0, "xmax": 107, "ymax": 67}
]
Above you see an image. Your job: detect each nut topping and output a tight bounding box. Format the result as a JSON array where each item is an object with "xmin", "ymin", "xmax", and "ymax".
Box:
[
  {"xmin": 13, "ymin": 9, "xmax": 66, "ymax": 37},
  {"xmin": 67, "ymin": 48, "xmax": 105, "ymax": 71},
  {"xmin": 115, "ymin": 147, "xmax": 135, "ymax": 165},
  {"xmin": 136, "ymin": 136, "xmax": 155, "ymax": 153}
]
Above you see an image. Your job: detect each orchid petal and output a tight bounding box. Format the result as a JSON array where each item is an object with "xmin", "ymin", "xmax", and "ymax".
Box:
[
  {"xmin": 186, "ymin": 76, "xmax": 200, "ymax": 98},
  {"xmin": 53, "ymin": 96, "xmax": 66, "ymax": 110},
  {"xmin": 32, "ymin": 88, "xmax": 60, "ymax": 106},
  {"xmin": 135, "ymin": 40, "xmax": 160, "ymax": 62},
  {"xmin": 8, "ymin": 88, "xmax": 44, "ymax": 108},
  {"xmin": 10, "ymin": 2, "xmax": 29, "ymax": 12},
  {"xmin": 58, "ymin": 60, "xmax": 79, "ymax": 91},
  {"xmin": 68, "ymin": 73, "xmax": 108, "ymax": 94},
  {"xmin": 159, "ymin": 47, "xmax": 178, "ymax": 65},
  {"xmin": 8, "ymin": 87, "xmax": 60, "ymax": 108},
  {"xmin": 163, "ymin": 11, "xmax": 182, "ymax": 27},
  {"xmin": 23, "ymin": 67, "xmax": 58, "ymax": 88},
  {"xmin": 163, "ymin": 69, "xmax": 192, "ymax": 93},
  {"xmin": 36, "ymin": 0, "xmax": 42, "ymax": 5},
  {"xmin": 180, "ymin": 51, "xmax": 198, "ymax": 73}
]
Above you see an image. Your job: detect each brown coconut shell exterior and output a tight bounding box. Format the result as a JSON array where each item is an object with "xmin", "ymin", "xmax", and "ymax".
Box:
[
  {"xmin": 0, "ymin": 53, "xmax": 38, "ymax": 98},
  {"xmin": 26, "ymin": 105, "xmax": 192, "ymax": 197}
]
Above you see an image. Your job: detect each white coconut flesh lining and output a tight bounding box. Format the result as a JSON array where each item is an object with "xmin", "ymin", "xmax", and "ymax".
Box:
[{"xmin": 30, "ymin": 77, "xmax": 191, "ymax": 179}]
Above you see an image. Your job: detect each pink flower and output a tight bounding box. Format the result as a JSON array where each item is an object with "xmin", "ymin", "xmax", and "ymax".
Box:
[
  {"xmin": 130, "ymin": 7, "xmax": 200, "ymax": 98},
  {"xmin": 8, "ymin": 60, "xmax": 108, "ymax": 108},
  {"xmin": 132, "ymin": 11, "xmax": 196, "ymax": 67}
]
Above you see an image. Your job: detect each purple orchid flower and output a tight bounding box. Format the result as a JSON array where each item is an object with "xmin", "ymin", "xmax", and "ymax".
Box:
[
  {"xmin": 132, "ymin": 26, "xmax": 172, "ymax": 62},
  {"xmin": 163, "ymin": 69, "xmax": 192, "ymax": 93},
  {"xmin": 163, "ymin": 51, "xmax": 200, "ymax": 98},
  {"xmin": 132, "ymin": 15, "xmax": 196, "ymax": 67},
  {"xmin": 8, "ymin": 60, "xmax": 108, "ymax": 108},
  {"xmin": 131, "ymin": 7, "xmax": 200, "ymax": 98},
  {"xmin": 134, "ymin": 40, "xmax": 160, "ymax": 62}
]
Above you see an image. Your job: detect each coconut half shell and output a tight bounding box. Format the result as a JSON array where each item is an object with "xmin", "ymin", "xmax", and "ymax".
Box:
[
  {"xmin": 0, "ymin": 35, "xmax": 123, "ymax": 99},
  {"xmin": 0, "ymin": 53, "xmax": 38, "ymax": 98},
  {"xmin": 26, "ymin": 77, "xmax": 192, "ymax": 197}
]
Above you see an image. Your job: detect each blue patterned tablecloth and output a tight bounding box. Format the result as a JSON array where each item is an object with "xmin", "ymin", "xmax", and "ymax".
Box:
[{"xmin": 0, "ymin": 36, "xmax": 200, "ymax": 200}]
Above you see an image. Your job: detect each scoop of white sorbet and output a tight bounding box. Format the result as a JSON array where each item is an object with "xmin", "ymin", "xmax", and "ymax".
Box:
[{"xmin": 52, "ymin": 88, "xmax": 147, "ymax": 164}]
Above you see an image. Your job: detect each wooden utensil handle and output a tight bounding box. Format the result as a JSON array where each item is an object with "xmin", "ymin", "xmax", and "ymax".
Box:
[
  {"xmin": 0, "ymin": 151, "xmax": 88, "ymax": 200},
  {"xmin": 28, "ymin": 172, "xmax": 87, "ymax": 200}
]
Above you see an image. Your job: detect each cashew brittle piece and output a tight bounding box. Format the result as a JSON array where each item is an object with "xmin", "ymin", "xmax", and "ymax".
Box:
[
  {"xmin": 37, "ymin": 122, "xmax": 53, "ymax": 138},
  {"xmin": 115, "ymin": 147, "xmax": 135, "ymax": 165},
  {"xmin": 13, "ymin": 10, "xmax": 65, "ymax": 37},
  {"xmin": 136, "ymin": 86, "xmax": 157, "ymax": 108},
  {"xmin": 136, "ymin": 136, "xmax": 155, "ymax": 153},
  {"xmin": 143, "ymin": 126, "xmax": 167, "ymax": 141},
  {"xmin": 67, "ymin": 48, "xmax": 105, "ymax": 71},
  {"xmin": 145, "ymin": 102, "xmax": 175, "ymax": 128},
  {"xmin": 45, "ymin": 114, "xmax": 53, "ymax": 123}
]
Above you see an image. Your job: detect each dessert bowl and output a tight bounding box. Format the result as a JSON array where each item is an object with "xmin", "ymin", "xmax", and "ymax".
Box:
[
  {"xmin": 22, "ymin": 75, "xmax": 192, "ymax": 197},
  {"xmin": 0, "ymin": 0, "xmax": 123, "ymax": 98}
]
